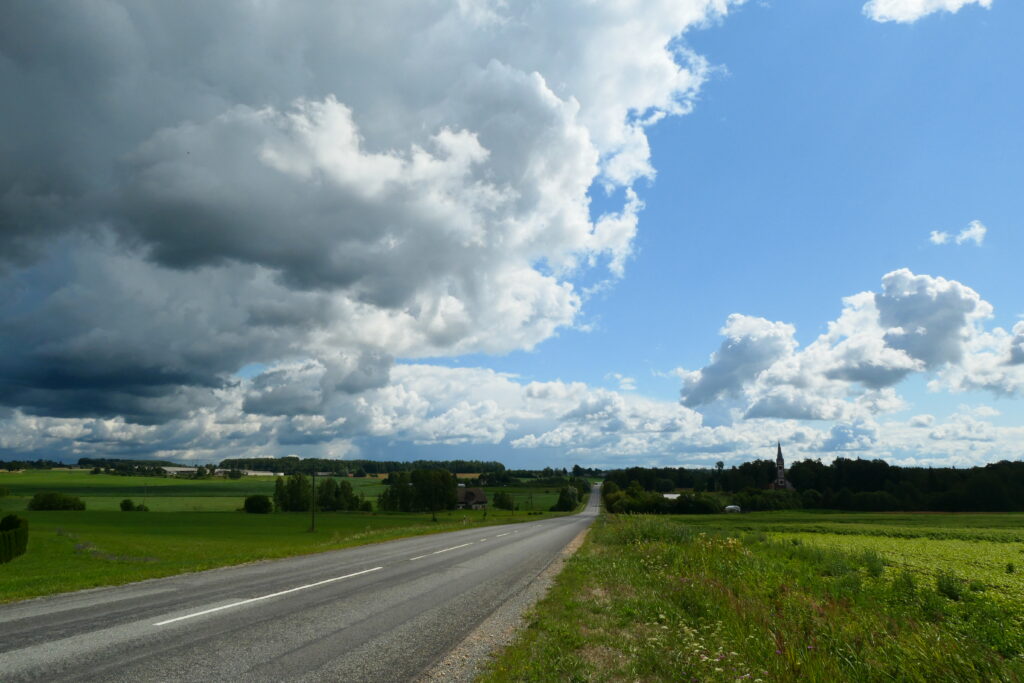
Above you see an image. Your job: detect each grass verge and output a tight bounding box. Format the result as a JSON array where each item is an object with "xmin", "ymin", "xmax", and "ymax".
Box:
[{"xmin": 480, "ymin": 514, "xmax": 1024, "ymax": 682}]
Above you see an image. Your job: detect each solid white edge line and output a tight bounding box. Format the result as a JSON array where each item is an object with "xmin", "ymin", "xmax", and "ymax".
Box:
[{"xmin": 153, "ymin": 566, "xmax": 383, "ymax": 626}]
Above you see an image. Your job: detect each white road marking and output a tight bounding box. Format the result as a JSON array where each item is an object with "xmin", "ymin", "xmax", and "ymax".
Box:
[
  {"xmin": 496, "ymin": 532, "xmax": 510, "ymax": 537},
  {"xmin": 408, "ymin": 542, "xmax": 473, "ymax": 561},
  {"xmin": 153, "ymin": 566, "xmax": 383, "ymax": 626}
]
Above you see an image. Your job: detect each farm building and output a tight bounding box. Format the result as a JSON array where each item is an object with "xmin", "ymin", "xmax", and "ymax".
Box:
[{"xmin": 456, "ymin": 487, "xmax": 488, "ymax": 510}]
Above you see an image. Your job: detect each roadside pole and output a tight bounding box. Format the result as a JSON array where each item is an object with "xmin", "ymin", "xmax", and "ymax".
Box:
[{"xmin": 310, "ymin": 469, "xmax": 316, "ymax": 532}]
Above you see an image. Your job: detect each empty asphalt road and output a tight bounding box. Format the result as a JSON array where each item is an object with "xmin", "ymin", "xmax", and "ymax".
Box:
[{"xmin": 0, "ymin": 487, "xmax": 600, "ymax": 682}]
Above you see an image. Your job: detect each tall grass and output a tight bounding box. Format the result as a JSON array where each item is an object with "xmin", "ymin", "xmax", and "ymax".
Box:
[{"xmin": 482, "ymin": 515, "xmax": 1024, "ymax": 682}]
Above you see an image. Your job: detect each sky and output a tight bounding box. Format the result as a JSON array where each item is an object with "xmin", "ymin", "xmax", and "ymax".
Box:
[{"xmin": 1, "ymin": 0, "xmax": 1022, "ymax": 469}]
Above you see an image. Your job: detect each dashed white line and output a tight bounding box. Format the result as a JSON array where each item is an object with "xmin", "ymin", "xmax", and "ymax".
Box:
[
  {"xmin": 153, "ymin": 566, "xmax": 383, "ymax": 626},
  {"xmin": 408, "ymin": 542, "xmax": 473, "ymax": 561},
  {"xmin": 496, "ymin": 532, "xmax": 510, "ymax": 537}
]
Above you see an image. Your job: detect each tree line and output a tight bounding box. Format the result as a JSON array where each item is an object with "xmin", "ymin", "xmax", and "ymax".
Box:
[
  {"xmin": 605, "ymin": 458, "xmax": 1024, "ymax": 512},
  {"xmin": 220, "ymin": 457, "xmax": 507, "ymax": 476}
]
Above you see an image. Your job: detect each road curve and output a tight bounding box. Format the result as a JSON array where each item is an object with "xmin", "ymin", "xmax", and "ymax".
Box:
[{"xmin": 0, "ymin": 486, "xmax": 600, "ymax": 682}]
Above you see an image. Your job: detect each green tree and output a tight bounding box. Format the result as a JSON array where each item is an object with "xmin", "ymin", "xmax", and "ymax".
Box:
[
  {"xmin": 412, "ymin": 469, "xmax": 457, "ymax": 519},
  {"xmin": 273, "ymin": 476, "xmax": 286, "ymax": 511},
  {"xmin": 493, "ymin": 491, "xmax": 514, "ymax": 510},
  {"xmin": 550, "ymin": 486, "xmax": 579, "ymax": 512}
]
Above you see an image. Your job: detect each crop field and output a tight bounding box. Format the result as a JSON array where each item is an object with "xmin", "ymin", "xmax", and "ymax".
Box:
[
  {"xmin": 483, "ymin": 511, "xmax": 1024, "ymax": 682},
  {"xmin": 0, "ymin": 470, "xmax": 581, "ymax": 603}
]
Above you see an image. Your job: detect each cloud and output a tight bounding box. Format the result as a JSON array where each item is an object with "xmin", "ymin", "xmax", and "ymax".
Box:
[
  {"xmin": 929, "ymin": 220, "xmax": 987, "ymax": 247},
  {"xmin": 679, "ymin": 315, "xmax": 797, "ymax": 407},
  {"xmin": 863, "ymin": 0, "xmax": 993, "ymax": 23},
  {"xmin": 675, "ymin": 269, "xmax": 1023, "ymax": 425},
  {"xmin": 956, "ymin": 220, "xmax": 987, "ymax": 245},
  {"xmin": 0, "ymin": 0, "xmax": 738, "ymax": 424}
]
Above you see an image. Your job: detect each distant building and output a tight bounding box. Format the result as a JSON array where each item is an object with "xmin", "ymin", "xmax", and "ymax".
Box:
[
  {"xmin": 456, "ymin": 487, "xmax": 488, "ymax": 510},
  {"xmin": 161, "ymin": 466, "xmax": 197, "ymax": 477},
  {"xmin": 769, "ymin": 442, "xmax": 795, "ymax": 491}
]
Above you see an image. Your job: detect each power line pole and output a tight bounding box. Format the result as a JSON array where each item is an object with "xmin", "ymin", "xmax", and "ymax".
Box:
[{"xmin": 310, "ymin": 469, "xmax": 316, "ymax": 533}]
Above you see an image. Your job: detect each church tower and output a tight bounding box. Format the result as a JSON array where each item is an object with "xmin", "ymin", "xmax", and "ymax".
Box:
[{"xmin": 772, "ymin": 442, "xmax": 794, "ymax": 490}]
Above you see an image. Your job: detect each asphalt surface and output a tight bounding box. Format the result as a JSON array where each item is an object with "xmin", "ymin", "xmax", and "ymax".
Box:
[{"xmin": 0, "ymin": 487, "xmax": 600, "ymax": 682}]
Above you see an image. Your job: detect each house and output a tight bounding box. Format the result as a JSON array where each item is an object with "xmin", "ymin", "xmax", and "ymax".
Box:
[{"xmin": 456, "ymin": 487, "xmax": 488, "ymax": 510}]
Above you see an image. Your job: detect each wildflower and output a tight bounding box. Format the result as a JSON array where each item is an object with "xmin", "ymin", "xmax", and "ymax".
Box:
[{"xmin": 775, "ymin": 650, "xmax": 782, "ymax": 655}]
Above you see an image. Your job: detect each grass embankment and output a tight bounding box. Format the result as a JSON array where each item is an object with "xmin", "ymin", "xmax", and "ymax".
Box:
[
  {"xmin": 483, "ymin": 513, "xmax": 1024, "ymax": 682},
  {"xmin": 0, "ymin": 470, "xmax": 582, "ymax": 603}
]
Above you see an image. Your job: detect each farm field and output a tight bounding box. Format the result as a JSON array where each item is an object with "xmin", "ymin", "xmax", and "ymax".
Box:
[
  {"xmin": 0, "ymin": 470, "xmax": 584, "ymax": 603},
  {"xmin": 0, "ymin": 470, "xmax": 566, "ymax": 513},
  {"xmin": 483, "ymin": 511, "xmax": 1024, "ymax": 682}
]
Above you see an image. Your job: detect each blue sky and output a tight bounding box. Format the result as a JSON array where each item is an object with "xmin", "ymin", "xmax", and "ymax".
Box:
[{"xmin": 1, "ymin": 0, "xmax": 1021, "ymax": 467}]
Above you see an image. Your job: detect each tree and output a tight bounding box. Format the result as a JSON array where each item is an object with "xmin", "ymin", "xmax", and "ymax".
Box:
[
  {"xmin": 412, "ymin": 469, "xmax": 457, "ymax": 519},
  {"xmin": 492, "ymin": 491, "xmax": 514, "ymax": 510},
  {"xmin": 378, "ymin": 472, "xmax": 415, "ymax": 512},
  {"xmin": 272, "ymin": 473, "xmax": 312, "ymax": 512},
  {"xmin": 273, "ymin": 476, "xmax": 286, "ymax": 511},
  {"xmin": 120, "ymin": 499, "xmax": 136, "ymax": 511},
  {"xmin": 550, "ymin": 486, "xmax": 579, "ymax": 512},
  {"xmin": 28, "ymin": 492, "xmax": 85, "ymax": 511},
  {"xmin": 316, "ymin": 478, "xmax": 360, "ymax": 511},
  {"xmin": 244, "ymin": 495, "xmax": 273, "ymax": 514}
]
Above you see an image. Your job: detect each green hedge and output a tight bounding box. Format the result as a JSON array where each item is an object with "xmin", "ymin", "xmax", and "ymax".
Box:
[{"xmin": 0, "ymin": 514, "xmax": 28, "ymax": 563}]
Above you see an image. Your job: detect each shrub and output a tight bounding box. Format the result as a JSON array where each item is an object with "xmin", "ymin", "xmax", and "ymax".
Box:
[
  {"xmin": 27, "ymin": 491, "xmax": 85, "ymax": 511},
  {"xmin": 1008, "ymin": 563, "xmax": 1016, "ymax": 574},
  {"xmin": 0, "ymin": 514, "xmax": 28, "ymax": 563},
  {"xmin": 120, "ymin": 498, "xmax": 136, "ymax": 511},
  {"xmin": 244, "ymin": 494, "xmax": 273, "ymax": 514},
  {"xmin": 135, "ymin": 503, "xmax": 149, "ymax": 512},
  {"xmin": 227, "ymin": 469, "xmax": 243, "ymax": 479}
]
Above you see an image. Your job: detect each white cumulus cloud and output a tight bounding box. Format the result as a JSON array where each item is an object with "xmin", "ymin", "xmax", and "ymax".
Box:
[{"xmin": 864, "ymin": 0, "xmax": 993, "ymax": 24}]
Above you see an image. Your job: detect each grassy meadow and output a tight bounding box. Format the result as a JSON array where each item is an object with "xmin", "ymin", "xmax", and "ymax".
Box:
[
  {"xmin": 0, "ymin": 470, "xmax": 578, "ymax": 603},
  {"xmin": 483, "ymin": 511, "xmax": 1024, "ymax": 682}
]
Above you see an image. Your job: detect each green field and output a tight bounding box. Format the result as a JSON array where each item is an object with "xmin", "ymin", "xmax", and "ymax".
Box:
[
  {"xmin": 483, "ymin": 511, "xmax": 1024, "ymax": 682},
  {"xmin": 0, "ymin": 470, "xmax": 580, "ymax": 603},
  {"xmin": 0, "ymin": 470, "xmax": 564, "ymax": 513}
]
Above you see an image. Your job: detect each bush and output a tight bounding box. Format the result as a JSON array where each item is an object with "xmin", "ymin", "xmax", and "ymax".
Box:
[
  {"xmin": 244, "ymin": 494, "xmax": 273, "ymax": 514},
  {"xmin": 227, "ymin": 469, "xmax": 243, "ymax": 479},
  {"xmin": 27, "ymin": 491, "xmax": 85, "ymax": 511},
  {"xmin": 120, "ymin": 498, "xmax": 136, "ymax": 511},
  {"xmin": 0, "ymin": 514, "xmax": 28, "ymax": 563}
]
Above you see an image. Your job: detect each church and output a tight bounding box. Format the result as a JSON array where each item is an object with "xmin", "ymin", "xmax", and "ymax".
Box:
[{"xmin": 769, "ymin": 442, "xmax": 795, "ymax": 491}]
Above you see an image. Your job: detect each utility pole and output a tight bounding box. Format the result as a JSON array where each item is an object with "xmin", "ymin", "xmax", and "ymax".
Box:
[{"xmin": 310, "ymin": 469, "xmax": 316, "ymax": 533}]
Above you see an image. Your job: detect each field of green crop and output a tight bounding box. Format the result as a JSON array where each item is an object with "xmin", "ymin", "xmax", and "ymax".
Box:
[
  {"xmin": 0, "ymin": 470, "xmax": 581, "ymax": 603},
  {"xmin": 483, "ymin": 511, "xmax": 1024, "ymax": 682}
]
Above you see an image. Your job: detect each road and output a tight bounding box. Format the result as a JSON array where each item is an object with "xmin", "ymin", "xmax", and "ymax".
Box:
[{"xmin": 0, "ymin": 487, "xmax": 600, "ymax": 682}]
